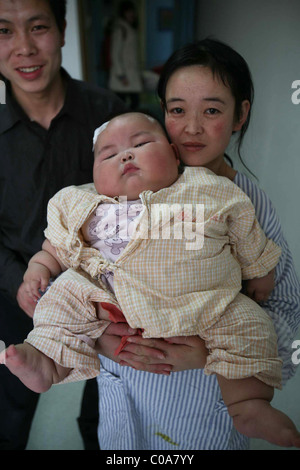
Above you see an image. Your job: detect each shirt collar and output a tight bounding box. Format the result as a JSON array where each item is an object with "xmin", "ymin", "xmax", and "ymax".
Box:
[{"xmin": 0, "ymin": 68, "xmax": 86, "ymax": 135}]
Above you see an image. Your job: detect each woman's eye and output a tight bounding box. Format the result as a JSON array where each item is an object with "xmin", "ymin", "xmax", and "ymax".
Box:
[
  {"xmin": 0, "ymin": 28, "xmax": 10, "ymax": 35},
  {"xmin": 206, "ymin": 108, "xmax": 220, "ymax": 115},
  {"xmin": 169, "ymin": 107, "xmax": 183, "ymax": 115}
]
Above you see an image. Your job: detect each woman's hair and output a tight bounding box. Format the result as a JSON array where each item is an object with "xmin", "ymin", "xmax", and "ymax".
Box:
[
  {"xmin": 48, "ymin": 0, "xmax": 67, "ymax": 33},
  {"xmin": 157, "ymin": 38, "xmax": 255, "ymax": 173}
]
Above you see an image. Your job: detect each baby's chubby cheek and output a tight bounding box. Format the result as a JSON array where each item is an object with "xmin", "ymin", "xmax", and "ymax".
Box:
[{"xmin": 93, "ymin": 164, "xmax": 107, "ymax": 193}]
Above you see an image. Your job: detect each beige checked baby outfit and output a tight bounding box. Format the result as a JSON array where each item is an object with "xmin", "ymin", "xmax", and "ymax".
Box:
[{"xmin": 26, "ymin": 167, "xmax": 282, "ymax": 387}]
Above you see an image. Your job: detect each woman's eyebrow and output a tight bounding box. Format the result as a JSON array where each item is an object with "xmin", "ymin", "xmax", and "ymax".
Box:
[
  {"xmin": 166, "ymin": 97, "xmax": 185, "ymax": 104},
  {"xmin": 203, "ymin": 97, "xmax": 226, "ymax": 105}
]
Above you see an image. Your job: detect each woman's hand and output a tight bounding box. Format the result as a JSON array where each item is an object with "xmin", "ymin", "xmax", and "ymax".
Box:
[
  {"xmin": 120, "ymin": 335, "xmax": 208, "ymax": 373},
  {"xmin": 95, "ymin": 322, "xmax": 137, "ymax": 361},
  {"xmin": 95, "ymin": 323, "xmax": 173, "ymax": 375},
  {"xmin": 96, "ymin": 324, "xmax": 208, "ymax": 374}
]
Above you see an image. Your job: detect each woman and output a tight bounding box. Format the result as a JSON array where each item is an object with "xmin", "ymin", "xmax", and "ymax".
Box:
[
  {"xmin": 108, "ymin": 0, "xmax": 143, "ymax": 109},
  {"xmin": 96, "ymin": 38, "xmax": 300, "ymax": 450}
]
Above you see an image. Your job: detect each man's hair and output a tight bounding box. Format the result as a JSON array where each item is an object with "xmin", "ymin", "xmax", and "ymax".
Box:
[{"xmin": 48, "ymin": 0, "xmax": 67, "ymax": 33}]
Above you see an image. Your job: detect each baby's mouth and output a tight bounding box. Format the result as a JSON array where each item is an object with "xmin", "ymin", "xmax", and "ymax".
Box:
[{"xmin": 123, "ymin": 163, "xmax": 139, "ymax": 175}]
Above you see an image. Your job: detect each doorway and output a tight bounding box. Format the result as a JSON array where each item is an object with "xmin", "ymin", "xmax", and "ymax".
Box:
[{"xmin": 78, "ymin": 0, "xmax": 196, "ymax": 113}]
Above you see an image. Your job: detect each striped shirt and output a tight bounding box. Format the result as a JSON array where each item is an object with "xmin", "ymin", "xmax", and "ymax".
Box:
[
  {"xmin": 235, "ymin": 172, "xmax": 300, "ymax": 383},
  {"xmin": 97, "ymin": 171, "xmax": 300, "ymax": 450}
]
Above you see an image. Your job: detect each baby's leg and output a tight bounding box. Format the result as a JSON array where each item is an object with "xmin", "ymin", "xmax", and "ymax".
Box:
[
  {"xmin": 217, "ymin": 375, "xmax": 300, "ymax": 448},
  {"xmin": 25, "ymin": 269, "xmax": 114, "ymax": 384},
  {"xmin": 204, "ymin": 293, "xmax": 300, "ymax": 446},
  {"xmin": 95, "ymin": 302, "xmax": 127, "ymax": 323},
  {"xmin": 0, "ymin": 343, "xmax": 71, "ymax": 393}
]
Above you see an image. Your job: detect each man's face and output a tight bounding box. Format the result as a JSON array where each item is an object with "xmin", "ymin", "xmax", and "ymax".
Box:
[{"xmin": 0, "ymin": 0, "xmax": 65, "ymax": 98}]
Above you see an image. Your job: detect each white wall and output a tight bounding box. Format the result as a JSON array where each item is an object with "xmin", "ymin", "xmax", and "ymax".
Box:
[
  {"xmin": 196, "ymin": 0, "xmax": 300, "ymax": 276},
  {"xmin": 195, "ymin": 0, "xmax": 300, "ymax": 451},
  {"xmin": 62, "ymin": 0, "xmax": 83, "ymax": 80}
]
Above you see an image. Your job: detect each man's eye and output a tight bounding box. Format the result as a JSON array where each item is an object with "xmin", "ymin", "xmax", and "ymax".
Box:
[
  {"xmin": 32, "ymin": 24, "xmax": 47, "ymax": 31},
  {"xmin": 32, "ymin": 24, "xmax": 49, "ymax": 32},
  {"xmin": 0, "ymin": 28, "xmax": 10, "ymax": 35}
]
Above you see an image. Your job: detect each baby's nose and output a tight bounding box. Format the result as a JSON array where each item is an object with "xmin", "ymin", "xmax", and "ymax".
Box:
[{"xmin": 121, "ymin": 152, "xmax": 134, "ymax": 162}]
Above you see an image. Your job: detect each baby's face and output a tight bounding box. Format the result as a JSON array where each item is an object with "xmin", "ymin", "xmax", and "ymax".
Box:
[{"xmin": 93, "ymin": 113, "xmax": 180, "ymax": 200}]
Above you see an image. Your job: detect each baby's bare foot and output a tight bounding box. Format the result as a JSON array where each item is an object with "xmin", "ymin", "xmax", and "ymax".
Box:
[
  {"xmin": 230, "ymin": 399, "xmax": 300, "ymax": 448},
  {"xmin": 1, "ymin": 343, "xmax": 55, "ymax": 393}
]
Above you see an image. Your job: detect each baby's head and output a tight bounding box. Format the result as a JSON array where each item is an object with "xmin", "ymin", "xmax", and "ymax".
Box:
[{"xmin": 93, "ymin": 112, "xmax": 180, "ymax": 200}]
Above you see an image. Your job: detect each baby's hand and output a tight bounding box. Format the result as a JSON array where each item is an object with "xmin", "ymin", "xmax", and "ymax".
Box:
[
  {"xmin": 246, "ymin": 268, "xmax": 275, "ymax": 303},
  {"xmin": 23, "ymin": 262, "xmax": 51, "ymax": 302}
]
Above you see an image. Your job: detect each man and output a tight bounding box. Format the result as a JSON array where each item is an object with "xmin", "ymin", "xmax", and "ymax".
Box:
[{"xmin": 0, "ymin": 0, "xmax": 126, "ymax": 450}]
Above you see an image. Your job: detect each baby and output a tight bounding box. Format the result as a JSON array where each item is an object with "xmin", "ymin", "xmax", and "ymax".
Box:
[{"xmin": 1, "ymin": 112, "xmax": 299, "ymax": 447}]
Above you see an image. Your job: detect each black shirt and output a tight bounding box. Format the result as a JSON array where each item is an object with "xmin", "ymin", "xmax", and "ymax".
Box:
[{"xmin": 0, "ymin": 69, "xmax": 126, "ymax": 301}]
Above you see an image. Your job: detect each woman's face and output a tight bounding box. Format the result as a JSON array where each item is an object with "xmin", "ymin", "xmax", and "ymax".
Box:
[{"xmin": 164, "ymin": 65, "xmax": 249, "ymax": 172}]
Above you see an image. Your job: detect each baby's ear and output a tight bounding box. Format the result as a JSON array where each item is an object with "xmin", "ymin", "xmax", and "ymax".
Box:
[{"xmin": 170, "ymin": 143, "xmax": 180, "ymax": 165}]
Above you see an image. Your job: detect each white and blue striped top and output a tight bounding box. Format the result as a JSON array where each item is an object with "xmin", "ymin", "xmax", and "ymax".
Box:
[
  {"xmin": 97, "ymin": 172, "xmax": 300, "ymax": 450},
  {"xmin": 235, "ymin": 172, "xmax": 300, "ymax": 384}
]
